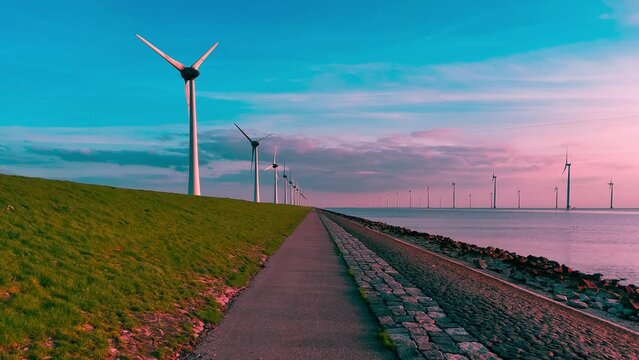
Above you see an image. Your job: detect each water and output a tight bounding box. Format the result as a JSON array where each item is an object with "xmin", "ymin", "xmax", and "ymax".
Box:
[{"xmin": 328, "ymin": 208, "xmax": 639, "ymax": 285}]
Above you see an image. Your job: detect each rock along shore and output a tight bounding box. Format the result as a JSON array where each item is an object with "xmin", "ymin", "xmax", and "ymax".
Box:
[{"xmin": 324, "ymin": 210, "xmax": 639, "ymax": 324}]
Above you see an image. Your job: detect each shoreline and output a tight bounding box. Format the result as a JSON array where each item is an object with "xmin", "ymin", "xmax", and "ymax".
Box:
[{"xmin": 324, "ymin": 209, "xmax": 639, "ymax": 328}]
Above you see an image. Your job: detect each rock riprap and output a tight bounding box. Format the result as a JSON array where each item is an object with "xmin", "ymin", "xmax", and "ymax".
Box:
[
  {"xmin": 320, "ymin": 214, "xmax": 500, "ymax": 360},
  {"xmin": 324, "ymin": 210, "xmax": 639, "ymax": 323}
]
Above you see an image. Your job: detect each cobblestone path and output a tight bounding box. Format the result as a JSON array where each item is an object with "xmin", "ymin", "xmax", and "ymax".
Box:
[
  {"xmin": 323, "ymin": 212, "xmax": 639, "ymax": 360},
  {"xmin": 321, "ymin": 215, "xmax": 500, "ymax": 360}
]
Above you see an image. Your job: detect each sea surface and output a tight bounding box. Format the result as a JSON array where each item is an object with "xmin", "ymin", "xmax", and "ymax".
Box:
[{"xmin": 328, "ymin": 208, "xmax": 639, "ymax": 285}]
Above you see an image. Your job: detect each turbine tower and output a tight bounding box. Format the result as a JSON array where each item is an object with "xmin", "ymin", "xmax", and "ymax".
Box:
[
  {"xmin": 451, "ymin": 181, "xmax": 456, "ymax": 209},
  {"xmin": 492, "ymin": 172, "xmax": 497, "ymax": 209},
  {"xmin": 264, "ymin": 147, "xmax": 279, "ymax": 204},
  {"xmin": 235, "ymin": 123, "xmax": 272, "ymax": 202},
  {"xmin": 469, "ymin": 193, "xmax": 472, "ymax": 208},
  {"xmin": 282, "ymin": 162, "xmax": 288, "ymax": 205},
  {"xmin": 563, "ymin": 154, "xmax": 572, "ymax": 210},
  {"xmin": 608, "ymin": 178, "xmax": 614, "ymax": 209},
  {"xmin": 554, "ymin": 185, "xmax": 558, "ymax": 209},
  {"xmin": 517, "ymin": 187, "xmax": 521, "ymax": 209},
  {"xmin": 136, "ymin": 34, "xmax": 219, "ymax": 196},
  {"xmin": 426, "ymin": 186, "xmax": 430, "ymax": 209}
]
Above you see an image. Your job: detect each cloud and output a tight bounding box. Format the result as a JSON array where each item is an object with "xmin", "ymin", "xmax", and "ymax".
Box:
[
  {"xmin": 604, "ymin": 0, "xmax": 639, "ymax": 26},
  {"xmin": 25, "ymin": 147, "xmax": 188, "ymax": 170}
]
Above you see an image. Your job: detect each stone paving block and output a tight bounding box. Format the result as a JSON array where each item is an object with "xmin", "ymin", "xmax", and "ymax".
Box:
[
  {"xmin": 429, "ymin": 311, "xmax": 447, "ymax": 319},
  {"xmin": 394, "ymin": 315, "xmax": 416, "ymax": 323},
  {"xmin": 415, "ymin": 314, "xmax": 435, "ymax": 324},
  {"xmin": 457, "ymin": 342, "xmax": 500, "ymax": 360},
  {"xmin": 436, "ymin": 319, "xmax": 460, "ymax": 329},
  {"xmin": 397, "ymin": 346, "xmax": 423, "ymax": 359},
  {"xmin": 421, "ymin": 323, "xmax": 443, "ymax": 333},
  {"xmin": 401, "ymin": 321, "xmax": 421, "ymax": 328},
  {"xmin": 421, "ymin": 349, "xmax": 446, "ymax": 359},
  {"xmin": 408, "ymin": 326, "xmax": 428, "ymax": 336}
]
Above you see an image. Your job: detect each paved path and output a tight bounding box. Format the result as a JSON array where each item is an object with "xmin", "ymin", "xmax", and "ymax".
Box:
[
  {"xmin": 187, "ymin": 211, "xmax": 394, "ymax": 360},
  {"xmin": 325, "ymin": 212, "xmax": 639, "ymax": 360}
]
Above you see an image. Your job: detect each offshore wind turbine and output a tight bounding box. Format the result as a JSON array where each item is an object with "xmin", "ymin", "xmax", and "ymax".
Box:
[
  {"xmin": 451, "ymin": 181, "xmax": 456, "ymax": 209},
  {"xmin": 554, "ymin": 185, "xmax": 558, "ymax": 209},
  {"xmin": 469, "ymin": 193, "xmax": 472, "ymax": 208},
  {"xmin": 235, "ymin": 123, "xmax": 272, "ymax": 202},
  {"xmin": 492, "ymin": 172, "xmax": 497, "ymax": 209},
  {"xmin": 608, "ymin": 178, "xmax": 614, "ymax": 209},
  {"xmin": 264, "ymin": 147, "xmax": 279, "ymax": 204},
  {"xmin": 136, "ymin": 34, "xmax": 219, "ymax": 195},
  {"xmin": 563, "ymin": 154, "xmax": 572, "ymax": 210},
  {"xmin": 517, "ymin": 187, "xmax": 521, "ymax": 209},
  {"xmin": 426, "ymin": 186, "xmax": 430, "ymax": 208}
]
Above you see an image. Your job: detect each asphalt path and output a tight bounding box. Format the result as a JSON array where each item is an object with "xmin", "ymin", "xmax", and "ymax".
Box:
[{"xmin": 188, "ymin": 211, "xmax": 395, "ymax": 360}]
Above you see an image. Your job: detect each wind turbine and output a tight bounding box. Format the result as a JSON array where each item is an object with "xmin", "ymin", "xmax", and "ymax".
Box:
[
  {"xmin": 282, "ymin": 162, "xmax": 288, "ymax": 205},
  {"xmin": 469, "ymin": 193, "xmax": 472, "ymax": 208},
  {"xmin": 492, "ymin": 172, "xmax": 497, "ymax": 209},
  {"xmin": 563, "ymin": 154, "xmax": 572, "ymax": 210},
  {"xmin": 288, "ymin": 171, "xmax": 295, "ymax": 205},
  {"xmin": 451, "ymin": 182, "xmax": 456, "ymax": 209},
  {"xmin": 235, "ymin": 123, "xmax": 272, "ymax": 202},
  {"xmin": 608, "ymin": 178, "xmax": 614, "ymax": 209},
  {"xmin": 264, "ymin": 147, "xmax": 279, "ymax": 204},
  {"xmin": 136, "ymin": 34, "xmax": 219, "ymax": 196},
  {"xmin": 517, "ymin": 187, "xmax": 521, "ymax": 209},
  {"xmin": 426, "ymin": 186, "xmax": 430, "ymax": 209},
  {"xmin": 554, "ymin": 185, "xmax": 558, "ymax": 209}
]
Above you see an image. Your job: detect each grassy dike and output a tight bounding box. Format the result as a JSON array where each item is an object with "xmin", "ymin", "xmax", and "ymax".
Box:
[{"xmin": 0, "ymin": 174, "xmax": 310, "ymax": 359}]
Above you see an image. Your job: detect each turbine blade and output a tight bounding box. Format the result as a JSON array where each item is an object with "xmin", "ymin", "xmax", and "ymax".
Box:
[
  {"xmin": 135, "ymin": 34, "xmax": 185, "ymax": 71},
  {"xmin": 192, "ymin": 42, "xmax": 219, "ymax": 70},
  {"xmin": 257, "ymin": 133, "xmax": 273, "ymax": 142},
  {"xmin": 234, "ymin": 123, "xmax": 252, "ymax": 142},
  {"xmin": 273, "ymin": 146, "xmax": 278, "ymax": 163},
  {"xmin": 264, "ymin": 165, "xmax": 273, "ymax": 171}
]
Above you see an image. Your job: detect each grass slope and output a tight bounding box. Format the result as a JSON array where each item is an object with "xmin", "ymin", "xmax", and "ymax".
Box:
[{"xmin": 0, "ymin": 175, "xmax": 309, "ymax": 358}]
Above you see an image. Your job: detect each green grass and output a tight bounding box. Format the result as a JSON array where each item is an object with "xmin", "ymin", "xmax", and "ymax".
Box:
[
  {"xmin": 358, "ymin": 287, "xmax": 369, "ymax": 303},
  {"xmin": 0, "ymin": 174, "xmax": 310, "ymax": 359},
  {"xmin": 378, "ymin": 330, "xmax": 396, "ymax": 350}
]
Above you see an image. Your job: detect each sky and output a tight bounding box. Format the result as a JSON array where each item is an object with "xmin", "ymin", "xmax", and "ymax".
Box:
[{"xmin": 2, "ymin": 0, "xmax": 639, "ymax": 208}]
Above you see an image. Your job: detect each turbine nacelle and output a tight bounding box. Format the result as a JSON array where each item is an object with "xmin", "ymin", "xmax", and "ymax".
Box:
[{"xmin": 180, "ymin": 67, "xmax": 200, "ymax": 81}]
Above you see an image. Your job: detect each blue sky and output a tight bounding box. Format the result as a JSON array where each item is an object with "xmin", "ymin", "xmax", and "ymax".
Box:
[{"xmin": 2, "ymin": 1, "xmax": 639, "ymax": 207}]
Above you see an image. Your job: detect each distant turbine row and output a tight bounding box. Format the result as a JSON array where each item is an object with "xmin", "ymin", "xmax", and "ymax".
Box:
[
  {"xmin": 387, "ymin": 155, "xmax": 614, "ymax": 209},
  {"xmin": 136, "ymin": 34, "xmax": 305, "ymax": 205}
]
